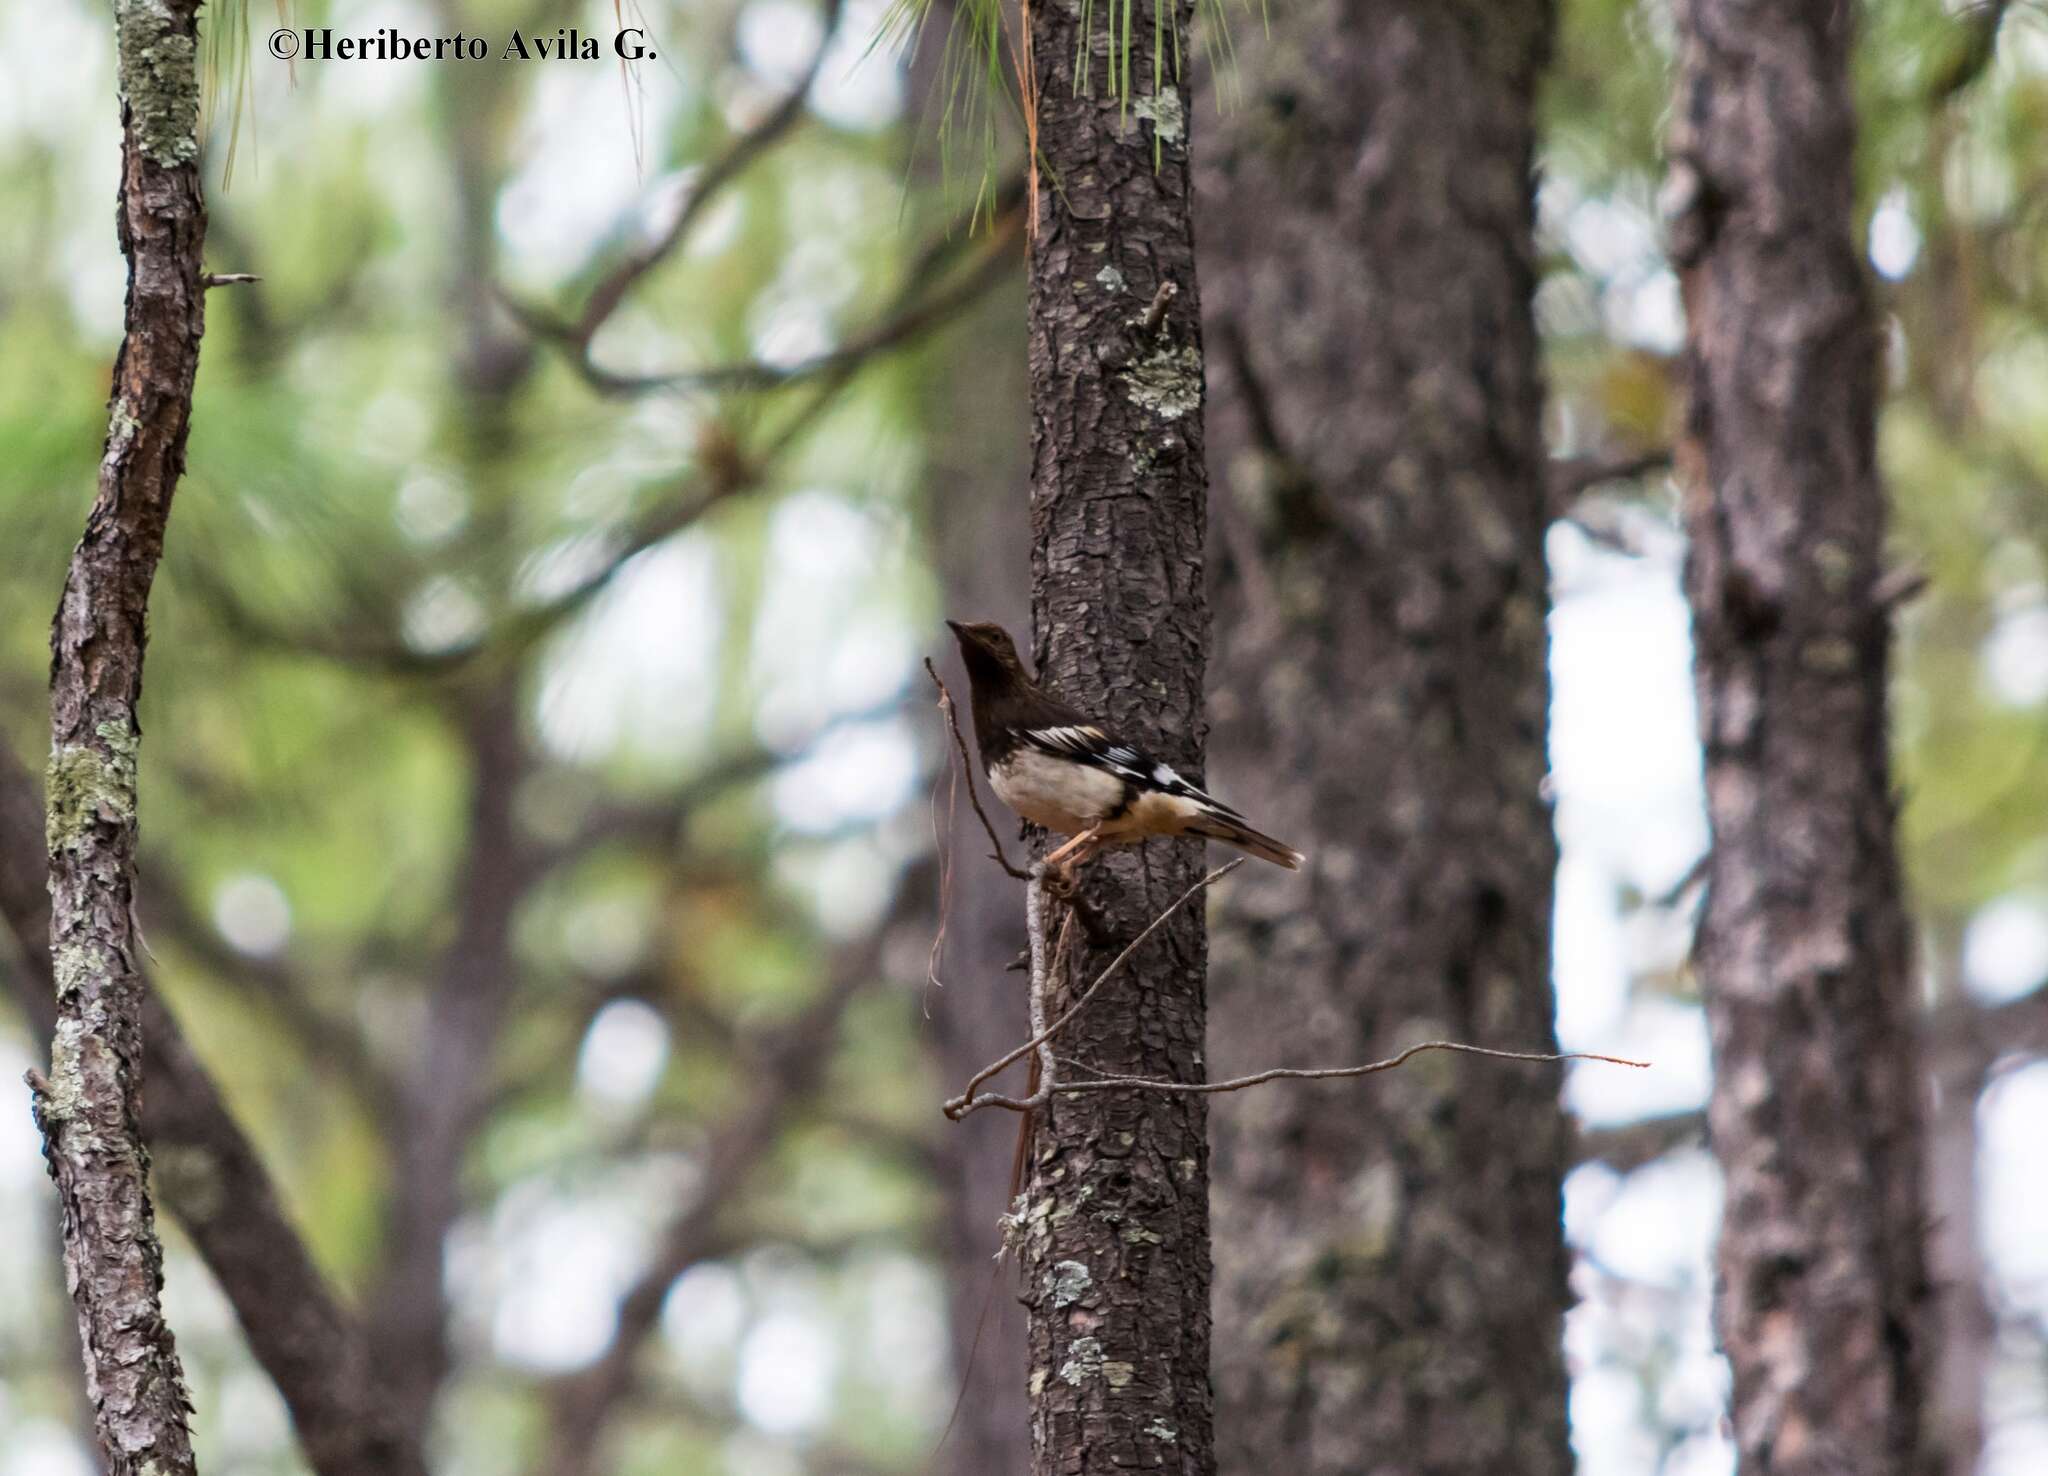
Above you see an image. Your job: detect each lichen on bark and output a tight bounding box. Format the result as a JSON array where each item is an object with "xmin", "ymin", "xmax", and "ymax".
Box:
[
  {"xmin": 1133, "ymin": 90, "xmax": 1185, "ymax": 147},
  {"xmin": 35, "ymin": 0, "xmax": 207, "ymax": 1470},
  {"xmin": 1020, "ymin": 2, "xmax": 1215, "ymax": 1472},
  {"xmin": 1121, "ymin": 342, "xmax": 1203, "ymax": 421},
  {"xmin": 114, "ymin": 0, "xmax": 201, "ymax": 168},
  {"xmin": 46, "ymin": 719, "xmax": 141, "ymax": 853}
]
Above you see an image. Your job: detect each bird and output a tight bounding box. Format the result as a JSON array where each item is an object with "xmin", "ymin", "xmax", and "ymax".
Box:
[{"xmin": 945, "ymin": 619, "xmax": 1303, "ymax": 872}]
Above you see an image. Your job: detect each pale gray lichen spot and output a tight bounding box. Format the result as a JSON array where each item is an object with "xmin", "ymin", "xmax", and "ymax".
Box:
[
  {"xmin": 114, "ymin": 0, "xmax": 201, "ymax": 168},
  {"xmin": 1047, "ymin": 1259, "xmax": 1092, "ymax": 1308},
  {"xmin": 1811, "ymin": 541, "xmax": 1855, "ymax": 593},
  {"xmin": 40, "ymin": 1017, "xmax": 92, "ymax": 1122},
  {"xmin": 1059, "ymin": 1335, "xmax": 1104, "ymax": 1386},
  {"xmin": 1121, "ymin": 343, "xmax": 1202, "ymax": 422},
  {"xmin": 1120, "ymin": 1225, "xmax": 1163, "ymax": 1245},
  {"xmin": 1096, "ymin": 265, "xmax": 1127, "ymax": 293},
  {"xmin": 103, "ymin": 406, "xmax": 142, "ymax": 473},
  {"xmin": 47, "ymin": 719, "xmax": 140, "ymax": 854},
  {"xmin": 1146, "ymin": 1418, "xmax": 1178, "ymax": 1443},
  {"xmin": 1102, "ymin": 1361, "xmax": 1134, "ymax": 1387},
  {"xmin": 52, "ymin": 942, "xmax": 113, "ymax": 1004},
  {"xmin": 1802, "ymin": 637, "xmax": 1857, "ymax": 673},
  {"xmin": 1133, "ymin": 90, "xmax": 1185, "ymax": 146}
]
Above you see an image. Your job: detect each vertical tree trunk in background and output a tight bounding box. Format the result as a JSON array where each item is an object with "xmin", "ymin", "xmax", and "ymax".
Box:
[
  {"xmin": 31, "ymin": 2, "xmax": 208, "ymax": 1471},
  {"xmin": 364, "ymin": 58, "xmax": 537, "ymax": 1447},
  {"xmin": 925, "ymin": 282, "xmax": 1034, "ymax": 1476},
  {"xmin": 368, "ymin": 682, "xmax": 531, "ymax": 1444},
  {"xmin": 906, "ymin": 17, "xmax": 1031, "ymax": 1464},
  {"xmin": 1019, "ymin": 3, "xmax": 1214, "ymax": 1472},
  {"xmin": 1197, "ymin": 4, "xmax": 1570, "ymax": 1471},
  {"xmin": 1667, "ymin": 3, "xmax": 1935, "ymax": 1472}
]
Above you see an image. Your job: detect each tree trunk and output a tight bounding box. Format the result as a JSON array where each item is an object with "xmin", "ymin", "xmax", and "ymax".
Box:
[
  {"xmin": 1017, "ymin": 3, "xmax": 1214, "ymax": 1472},
  {"xmin": 368, "ymin": 681, "xmax": 533, "ymax": 1443},
  {"xmin": 1667, "ymin": 3, "xmax": 1936, "ymax": 1471},
  {"xmin": 31, "ymin": 2, "xmax": 209, "ymax": 1471},
  {"xmin": 1196, "ymin": 3, "xmax": 1570, "ymax": 1472},
  {"xmin": 362, "ymin": 53, "xmax": 537, "ymax": 1441}
]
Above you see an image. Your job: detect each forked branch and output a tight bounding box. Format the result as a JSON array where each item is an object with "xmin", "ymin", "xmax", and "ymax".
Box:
[{"xmin": 941, "ymin": 860, "xmax": 1646, "ymax": 1120}]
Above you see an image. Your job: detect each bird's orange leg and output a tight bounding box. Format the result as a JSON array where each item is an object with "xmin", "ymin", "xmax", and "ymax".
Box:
[{"xmin": 1042, "ymin": 825, "xmax": 1103, "ymax": 874}]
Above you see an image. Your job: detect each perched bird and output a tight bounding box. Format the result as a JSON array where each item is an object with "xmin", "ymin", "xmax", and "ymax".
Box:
[{"xmin": 946, "ymin": 619, "xmax": 1303, "ymax": 871}]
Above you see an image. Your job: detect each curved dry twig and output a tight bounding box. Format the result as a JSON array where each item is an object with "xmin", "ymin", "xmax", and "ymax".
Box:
[
  {"xmin": 1046, "ymin": 1041, "xmax": 1649, "ymax": 1098},
  {"xmin": 925, "ymin": 658, "xmax": 1029, "ymax": 880},
  {"xmin": 944, "ymin": 859, "xmax": 1243, "ymax": 1119}
]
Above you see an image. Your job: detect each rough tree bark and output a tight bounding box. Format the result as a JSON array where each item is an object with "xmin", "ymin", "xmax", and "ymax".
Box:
[
  {"xmin": 28, "ymin": 2, "xmax": 209, "ymax": 1471},
  {"xmin": 1017, "ymin": 3, "xmax": 1214, "ymax": 1472},
  {"xmin": 1195, "ymin": 3, "xmax": 1570, "ymax": 1471},
  {"xmin": 1666, "ymin": 3, "xmax": 1936, "ymax": 1472}
]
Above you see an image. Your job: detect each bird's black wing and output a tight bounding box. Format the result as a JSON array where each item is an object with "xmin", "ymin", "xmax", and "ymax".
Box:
[{"xmin": 1019, "ymin": 723, "xmax": 1248, "ymax": 822}]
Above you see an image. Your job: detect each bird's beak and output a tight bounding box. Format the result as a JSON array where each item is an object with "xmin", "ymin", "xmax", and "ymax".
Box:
[{"xmin": 944, "ymin": 619, "xmax": 966, "ymax": 639}]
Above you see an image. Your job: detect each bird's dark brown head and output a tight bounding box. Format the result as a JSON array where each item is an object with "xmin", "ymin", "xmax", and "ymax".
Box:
[
  {"xmin": 946, "ymin": 620, "xmax": 1030, "ymax": 686},
  {"xmin": 945, "ymin": 619, "xmax": 1078, "ymax": 761}
]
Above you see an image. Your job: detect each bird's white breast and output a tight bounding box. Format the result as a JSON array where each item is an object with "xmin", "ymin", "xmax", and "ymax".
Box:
[{"xmin": 989, "ymin": 748, "xmax": 1127, "ymax": 835}]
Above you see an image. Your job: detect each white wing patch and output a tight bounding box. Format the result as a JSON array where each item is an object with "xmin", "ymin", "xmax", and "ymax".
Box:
[
  {"xmin": 1033, "ymin": 725, "xmax": 1102, "ymax": 749},
  {"xmin": 1021, "ymin": 725, "xmax": 1246, "ymax": 822}
]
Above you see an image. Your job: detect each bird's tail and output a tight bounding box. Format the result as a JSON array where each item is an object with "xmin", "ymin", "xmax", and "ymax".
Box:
[{"xmin": 1190, "ymin": 816, "xmax": 1304, "ymax": 870}]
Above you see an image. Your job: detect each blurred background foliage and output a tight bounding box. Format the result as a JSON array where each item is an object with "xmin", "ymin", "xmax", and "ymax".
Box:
[{"xmin": 1, "ymin": 1, "xmax": 2046, "ymax": 1474}]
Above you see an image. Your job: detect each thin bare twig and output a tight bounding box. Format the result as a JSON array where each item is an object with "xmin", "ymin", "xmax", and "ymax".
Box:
[
  {"xmin": 944, "ymin": 860, "xmax": 1242, "ymax": 1119},
  {"xmin": 1874, "ymin": 561, "xmax": 1931, "ymax": 610},
  {"xmin": 925, "ymin": 659, "xmax": 1029, "ymax": 880},
  {"xmin": 1046, "ymin": 1041, "xmax": 1649, "ymax": 1098},
  {"xmin": 1138, "ymin": 279, "xmax": 1178, "ymax": 334},
  {"xmin": 942, "ymin": 846, "xmax": 1645, "ymax": 1119},
  {"xmin": 1654, "ymin": 850, "xmax": 1712, "ymax": 910}
]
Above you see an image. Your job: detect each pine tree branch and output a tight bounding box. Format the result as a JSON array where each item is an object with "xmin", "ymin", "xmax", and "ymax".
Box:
[{"xmin": 29, "ymin": 5, "xmax": 213, "ymax": 1469}]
